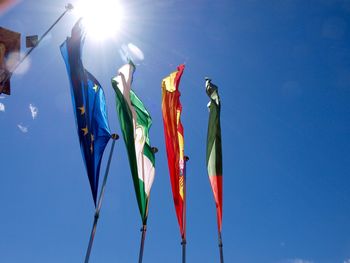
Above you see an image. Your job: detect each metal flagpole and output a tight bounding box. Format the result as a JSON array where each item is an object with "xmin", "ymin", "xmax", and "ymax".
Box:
[
  {"xmin": 138, "ymin": 147, "xmax": 158, "ymax": 263},
  {"xmin": 181, "ymin": 238, "xmax": 186, "ymax": 263},
  {"xmin": 0, "ymin": 3, "xmax": 73, "ymax": 92},
  {"xmin": 218, "ymin": 231, "xmax": 224, "ymax": 263},
  {"xmin": 84, "ymin": 134, "xmax": 119, "ymax": 263},
  {"xmin": 138, "ymin": 225, "xmax": 147, "ymax": 263},
  {"xmin": 182, "ymin": 156, "xmax": 189, "ymax": 263}
]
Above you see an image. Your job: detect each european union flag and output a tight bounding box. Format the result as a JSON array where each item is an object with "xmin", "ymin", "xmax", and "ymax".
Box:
[{"xmin": 60, "ymin": 19, "xmax": 111, "ymax": 205}]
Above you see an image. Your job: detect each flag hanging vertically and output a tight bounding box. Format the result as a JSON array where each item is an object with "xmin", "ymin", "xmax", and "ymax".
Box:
[
  {"xmin": 60, "ymin": 19, "xmax": 111, "ymax": 205},
  {"xmin": 161, "ymin": 64, "xmax": 186, "ymax": 239},
  {"xmin": 112, "ymin": 61, "xmax": 155, "ymax": 224},
  {"xmin": 205, "ymin": 78, "xmax": 223, "ymax": 232}
]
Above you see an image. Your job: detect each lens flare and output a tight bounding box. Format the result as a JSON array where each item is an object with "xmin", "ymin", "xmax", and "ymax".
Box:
[
  {"xmin": 6, "ymin": 51, "xmax": 30, "ymax": 75},
  {"xmin": 74, "ymin": 0, "xmax": 124, "ymax": 41}
]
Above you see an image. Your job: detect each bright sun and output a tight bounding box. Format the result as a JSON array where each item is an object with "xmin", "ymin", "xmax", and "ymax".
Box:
[{"xmin": 74, "ymin": 0, "xmax": 124, "ymax": 40}]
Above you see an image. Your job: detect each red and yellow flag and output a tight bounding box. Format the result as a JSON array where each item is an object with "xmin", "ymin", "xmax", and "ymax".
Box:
[{"xmin": 161, "ymin": 64, "xmax": 186, "ymax": 238}]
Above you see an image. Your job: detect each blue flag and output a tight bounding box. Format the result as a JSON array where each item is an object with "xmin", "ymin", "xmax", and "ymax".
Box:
[{"xmin": 60, "ymin": 19, "xmax": 111, "ymax": 205}]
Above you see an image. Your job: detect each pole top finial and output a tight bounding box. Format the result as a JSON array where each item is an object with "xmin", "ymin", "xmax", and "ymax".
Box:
[
  {"xmin": 111, "ymin": 134, "xmax": 119, "ymax": 140},
  {"xmin": 65, "ymin": 3, "xmax": 74, "ymax": 11}
]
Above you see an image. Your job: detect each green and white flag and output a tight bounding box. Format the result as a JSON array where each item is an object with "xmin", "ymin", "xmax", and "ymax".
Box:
[
  {"xmin": 206, "ymin": 78, "xmax": 223, "ymax": 232},
  {"xmin": 112, "ymin": 61, "xmax": 155, "ymax": 224}
]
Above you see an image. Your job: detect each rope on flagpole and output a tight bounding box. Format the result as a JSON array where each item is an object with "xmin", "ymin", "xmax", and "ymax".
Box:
[
  {"xmin": 0, "ymin": 3, "xmax": 73, "ymax": 93},
  {"xmin": 84, "ymin": 133, "xmax": 119, "ymax": 263}
]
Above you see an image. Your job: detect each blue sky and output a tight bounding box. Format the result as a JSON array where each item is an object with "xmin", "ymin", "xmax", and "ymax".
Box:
[{"xmin": 1, "ymin": 0, "xmax": 350, "ymax": 262}]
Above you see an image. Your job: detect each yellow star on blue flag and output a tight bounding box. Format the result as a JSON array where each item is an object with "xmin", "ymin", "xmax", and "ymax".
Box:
[{"xmin": 60, "ymin": 19, "xmax": 111, "ymax": 205}]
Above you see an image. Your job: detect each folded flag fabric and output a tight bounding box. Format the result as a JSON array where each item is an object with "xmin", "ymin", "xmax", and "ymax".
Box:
[
  {"xmin": 161, "ymin": 64, "xmax": 186, "ymax": 238},
  {"xmin": 60, "ymin": 19, "xmax": 111, "ymax": 205},
  {"xmin": 112, "ymin": 61, "xmax": 155, "ymax": 224},
  {"xmin": 205, "ymin": 78, "xmax": 223, "ymax": 232}
]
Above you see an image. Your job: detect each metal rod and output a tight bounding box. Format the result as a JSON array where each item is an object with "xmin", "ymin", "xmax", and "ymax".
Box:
[
  {"xmin": 0, "ymin": 3, "xmax": 73, "ymax": 92},
  {"xmin": 84, "ymin": 134, "xmax": 119, "ymax": 263},
  {"xmin": 182, "ymin": 156, "xmax": 189, "ymax": 263},
  {"xmin": 138, "ymin": 225, "xmax": 147, "ymax": 263},
  {"xmin": 218, "ymin": 231, "xmax": 224, "ymax": 263},
  {"xmin": 181, "ymin": 238, "xmax": 186, "ymax": 263},
  {"xmin": 137, "ymin": 146, "xmax": 157, "ymax": 263}
]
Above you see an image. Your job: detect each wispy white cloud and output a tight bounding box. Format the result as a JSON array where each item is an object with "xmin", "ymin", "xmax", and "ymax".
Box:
[
  {"xmin": 29, "ymin": 103, "xmax": 38, "ymax": 119},
  {"xmin": 0, "ymin": 95, "xmax": 5, "ymax": 99},
  {"xmin": 285, "ymin": 259, "xmax": 313, "ymax": 263},
  {"xmin": 17, "ymin": 124, "xmax": 28, "ymax": 133},
  {"xmin": 343, "ymin": 259, "xmax": 350, "ymax": 263},
  {"xmin": 0, "ymin": 102, "xmax": 5, "ymax": 112}
]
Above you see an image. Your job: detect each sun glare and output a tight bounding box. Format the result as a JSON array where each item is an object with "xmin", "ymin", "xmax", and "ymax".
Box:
[{"xmin": 75, "ymin": 0, "xmax": 124, "ymax": 41}]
